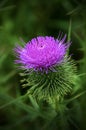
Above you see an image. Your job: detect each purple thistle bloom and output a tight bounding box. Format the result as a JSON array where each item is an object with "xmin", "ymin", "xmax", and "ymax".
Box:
[{"xmin": 15, "ymin": 35, "xmax": 70, "ymax": 72}]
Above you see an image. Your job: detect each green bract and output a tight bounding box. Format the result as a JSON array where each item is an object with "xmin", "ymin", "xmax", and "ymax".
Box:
[{"xmin": 20, "ymin": 57, "xmax": 79, "ymax": 104}]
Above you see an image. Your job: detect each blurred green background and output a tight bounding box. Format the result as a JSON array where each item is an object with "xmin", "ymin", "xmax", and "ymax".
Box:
[{"xmin": 0, "ymin": 0, "xmax": 86, "ymax": 130}]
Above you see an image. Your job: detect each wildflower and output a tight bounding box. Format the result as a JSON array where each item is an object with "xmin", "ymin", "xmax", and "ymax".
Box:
[
  {"xmin": 14, "ymin": 35, "xmax": 78, "ymax": 103},
  {"xmin": 15, "ymin": 36, "xmax": 70, "ymax": 72}
]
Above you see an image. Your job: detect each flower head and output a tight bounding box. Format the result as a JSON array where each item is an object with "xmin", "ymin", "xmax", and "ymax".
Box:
[
  {"xmin": 14, "ymin": 35, "xmax": 79, "ymax": 103},
  {"xmin": 15, "ymin": 35, "xmax": 70, "ymax": 72}
]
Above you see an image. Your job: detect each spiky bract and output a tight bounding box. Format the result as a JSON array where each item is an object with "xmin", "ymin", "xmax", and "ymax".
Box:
[{"xmin": 21, "ymin": 58, "xmax": 78, "ymax": 102}]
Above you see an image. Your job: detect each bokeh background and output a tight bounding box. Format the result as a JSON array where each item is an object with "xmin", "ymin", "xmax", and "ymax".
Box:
[{"xmin": 0, "ymin": 0, "xmax": 86, "ymax": 130}]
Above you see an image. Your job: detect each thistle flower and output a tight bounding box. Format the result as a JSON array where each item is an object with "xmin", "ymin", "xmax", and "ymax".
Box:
[
  {"xmin": 15, "ymin": 36, "xmax": 69, "ymax": 72},
  {"xmin": 14, "ymin": 35, "xmax": 78, "ymax": 104}
]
